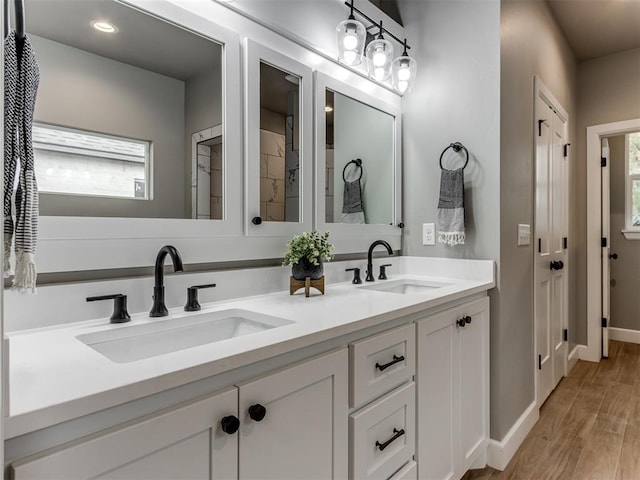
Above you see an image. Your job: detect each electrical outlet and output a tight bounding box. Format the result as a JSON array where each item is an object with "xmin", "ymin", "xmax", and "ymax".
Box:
[{"xmin": 423, "ymin": 223, "xmax": 435, "ymax": 245}]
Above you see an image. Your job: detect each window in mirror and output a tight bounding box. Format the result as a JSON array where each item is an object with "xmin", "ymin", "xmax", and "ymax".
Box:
[
  {"xmin": 325, "ymin": 89, "xmax": 394, "ymax": 225},
  {"xmin": 259, "ymin": 62, "xmax": 301, "ymax": 223},
  {"xmin": 26, "ymin": 0, "xmax": 223, "ymax": 219},
  {"xmin": 34, "ymin": 123, "xmax": 150, "ymax": 200}
]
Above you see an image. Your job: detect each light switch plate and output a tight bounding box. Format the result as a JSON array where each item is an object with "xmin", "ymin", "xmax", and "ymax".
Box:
[
  {"xmin": 518, "ymin": 224, "xmax": 531, "ymax": 246},
  {"xmin": 423, "ymin": 223, "xmax": 435, "ymax": 245}
]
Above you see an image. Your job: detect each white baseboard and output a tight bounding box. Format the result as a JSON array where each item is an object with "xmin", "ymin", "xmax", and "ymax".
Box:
[
  {"xmin": 486, "ymin": 401, "xmax": 539, "ymax": 471},
  {"xmin": 609, "ymin": 327, "xmax": 640, "ymax": 344},
  {"xmin": 568, "ymin": 345, "xmax": 583, "ymax": 371}
]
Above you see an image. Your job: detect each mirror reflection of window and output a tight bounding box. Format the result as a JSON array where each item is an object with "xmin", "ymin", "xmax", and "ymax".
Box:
[
  {"xmin": 259, "ymin": 62, "xmax": 301, "ymax": 223},
  {"xmin": 25, "ymin": 0, "xmax": 223, "ymax": 219},
  {"xmin": 325, "ymin": 89, "xmax": 395, "ymax": 225}
]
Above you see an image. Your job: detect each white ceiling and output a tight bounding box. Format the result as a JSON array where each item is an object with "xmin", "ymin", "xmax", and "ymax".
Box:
[
  {"xmin": 546, "ymin": 0, "xmax": 640, "ymax": 61},
  {"xmin": 24, "ymin": 0, "xmax": 221, "ymax": 80}
]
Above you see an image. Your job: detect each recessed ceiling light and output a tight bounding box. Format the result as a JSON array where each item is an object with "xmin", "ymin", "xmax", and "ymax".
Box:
[{"xmin": 91, "ymin": 21, "xmax": 118, "ymax": 34}]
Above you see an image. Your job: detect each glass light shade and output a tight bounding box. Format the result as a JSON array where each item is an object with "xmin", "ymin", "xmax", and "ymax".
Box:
[
  {"xmin": 391, "ymin": 55, "xmax": 417, "ymax": 94},
  {"xmin": 366, "ymin": 38, "xmax": 393, "ymax": 82},
  {"xmin": 336, "ymin": 18, "xmax": 366, "ymax": 66}
]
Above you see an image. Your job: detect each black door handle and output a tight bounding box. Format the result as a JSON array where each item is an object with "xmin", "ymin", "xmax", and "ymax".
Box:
[
  {"xmin": 375, "ymin": 354, "xmax": 405, "ymax": 372},
  {"xmin": 220, "ymin": 415, "xmax": 240, "ymax": 434},
  {"xmin": 375, "ymin": 428, "xmax": 405, "ymax": 451},
  {"xmin": 609, "ymin": 253, "xmax": 618, "ymax": 260},
  {"xmin": 557, "ymin": 260, "xmax": 564, "ymax": 270},
  {"xmin": 248, "ymin": 404, "xmax": 267, "ymax": 422}
]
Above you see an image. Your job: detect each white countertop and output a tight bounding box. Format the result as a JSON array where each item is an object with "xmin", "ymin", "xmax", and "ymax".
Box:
[{"xmin": 5, "ymin": 256, "xmax": 494, "ymax": 438}]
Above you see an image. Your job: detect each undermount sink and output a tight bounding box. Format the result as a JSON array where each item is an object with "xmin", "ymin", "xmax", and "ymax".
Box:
[
  {"xmin": 77, "ymin": 309, "xmax": 294, "ymax": 363},
  {"xmin": 360, "ymin": 278, "xmax": 451, "ymax": 295}
]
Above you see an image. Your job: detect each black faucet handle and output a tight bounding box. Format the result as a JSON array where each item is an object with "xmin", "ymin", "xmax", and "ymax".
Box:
[
  {"xmin": 185, "ymin": 283, "xmax": 217, "ymax": 312},
  {"xmin": 379, "ymin": 264, "xmax": 392, "ymax": 280},
  {"xmin": 87, "ymin": 294, "xmax": 131, "ymax": 324},
  {"xmin": 345, "ymin": 267, "xmax": 362, "ymax": 284}
]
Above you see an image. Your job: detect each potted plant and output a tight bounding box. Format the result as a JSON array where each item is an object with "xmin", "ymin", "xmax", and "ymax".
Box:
[{"xmin": 283, "ymin": 231, "xmax": 334, "ymax": 280}]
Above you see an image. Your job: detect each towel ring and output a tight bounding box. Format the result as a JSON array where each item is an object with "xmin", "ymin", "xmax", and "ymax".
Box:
[
  {"xmin": 439, "ymin": 142, "xmax": 469, "ymax": 170},
  {"xmin": 343, "ymin": 158, "xmax": 363, "ymax": 182}
]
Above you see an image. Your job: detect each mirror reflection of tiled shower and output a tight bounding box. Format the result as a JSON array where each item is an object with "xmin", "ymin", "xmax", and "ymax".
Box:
[{"xmin": 193, "ymin": 126, "xmax": 223, "ymax": 220}]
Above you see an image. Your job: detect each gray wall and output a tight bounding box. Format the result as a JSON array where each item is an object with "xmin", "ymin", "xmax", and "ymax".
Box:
[
  {"xmin": 185, "ymin": 65, "xmax": 223, "ymax": 218},
  {"xmin": 332, "ymin": 92, "xmax": 394, "ymax": 225},
  {"xmin": 574, "ymin": 48, "xmax": 640, "ymax": 343},
  {"xmin": 609, "ymin": 134, "xmax": 640, "ymax": 331},
  {"xmin": 397, "ymin": 0, "xmax": 503, "ymax": 436},
  {"xmin": 32, "ymin": 35, "xmax": 186, "ymax": 219},
  {"xmin": 498, "ymin": 0, "xmax": 577, "ymax": 439}
]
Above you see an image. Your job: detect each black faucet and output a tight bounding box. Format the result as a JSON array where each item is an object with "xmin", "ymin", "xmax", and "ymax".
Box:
[
  {"xmin": 366, "ymin": 240, "xmax": 393, "ymax": 282},
  {"xmin": 150, "ymin": 245, "xmax": 184, "ymax": 317}
]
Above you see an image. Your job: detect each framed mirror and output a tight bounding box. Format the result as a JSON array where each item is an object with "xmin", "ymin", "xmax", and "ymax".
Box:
[
  {"xmin": 314, "ymin": 72, "xmax": 402, "ymax": 237},
  {"xmin": 30, "ymin": 0, "xmax": 242, "ymax": 271},
  {"xmin": 244, "ymin": 39, "xmax": 313, "ymax": 237}
]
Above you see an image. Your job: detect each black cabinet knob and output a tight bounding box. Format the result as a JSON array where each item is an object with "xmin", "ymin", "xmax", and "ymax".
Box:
[
  {"xmin": 456, "ymin": 318, "xmax": 466, "ymax": 327},
  {"xmin": 248, "ymin": 404, "xmax": 266, "ymax": 422},
  {"xmin": 465, "ymin": 315, "xmax": 472, "ymax": 324},
  {"xmin": 220, "ymin": 415, "xmax": 240, "ymax": 434},
  {"xmin": 252, "ymin": 216, "xmax": 263, "ymax": 225},
  {"xmin": 609, "ymin": 253, "xmax": 618, "ymax": 260},
  {"xmin": 397, "ymin": 223, "xmax": 405, "ymax": 228}
]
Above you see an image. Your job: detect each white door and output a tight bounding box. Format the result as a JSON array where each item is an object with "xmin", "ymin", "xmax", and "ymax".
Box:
[
  {"xmin": 601, "ymin": 138, "xmax": 611, "ymax": 358},
  {"xmin": 238, "ymin": 349, "xmax": 348, "ymax": 480},
  {"xmin": 534, "ymin": 79, "xmax": 569, "ymax": 407}
]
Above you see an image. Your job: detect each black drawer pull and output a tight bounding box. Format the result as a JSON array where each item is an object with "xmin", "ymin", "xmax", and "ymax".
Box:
[
  {"xmin": 375, "ymin": 354, "xmax": 405, "ymax": 372},
  {"xmin": 375, "ymin": 428, "xmax": 405, "ymax": 451}
]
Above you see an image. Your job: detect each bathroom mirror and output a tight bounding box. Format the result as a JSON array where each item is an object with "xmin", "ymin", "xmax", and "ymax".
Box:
[
  {"xmin": 25, "ymin": 0, "xmax": 225, "ymax": 220},
  {"xmin": 315, "ymin": 72, "xmax": 401, "ymax": 236},
  {"xmin": 245, "ymin": 39, "xmax": 313, "ymax": 236}
]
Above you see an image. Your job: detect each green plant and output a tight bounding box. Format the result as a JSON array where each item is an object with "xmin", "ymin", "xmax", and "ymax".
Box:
[{"xmin": 283, "ymin": 231, "xmax": 334, "ymax": 266}]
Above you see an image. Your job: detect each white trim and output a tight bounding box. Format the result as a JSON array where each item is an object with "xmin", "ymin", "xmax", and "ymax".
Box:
[
  {"xmin": 622, "ymin": 230, "xmax": 640, "ymax": 240},
  {"xmin": 568, "ymin": 345, "xmax": 583, "ymax": 370},
  {"xmin": 586, "ymin": 118, "xmax": 640, "ymax": 363},
  {"xmin": 609, "ymin": 327, "xmax": 640, "ymax": 344},
  {"xmin": 486, "ymin": 402, "xmax": 539, "ymax": 471}
]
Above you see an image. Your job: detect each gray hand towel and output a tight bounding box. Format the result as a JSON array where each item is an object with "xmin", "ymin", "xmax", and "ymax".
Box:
[
  {"xmin": 342, "ymin": 179, "xmax": 365, "ymax": 224},
  {"xmin": 437, "ymin": 168, "xmax": 465, "ymax": 246},
  {"xmin": 4, "ymin": 32, "xmax": 40, "ymax": 293}
]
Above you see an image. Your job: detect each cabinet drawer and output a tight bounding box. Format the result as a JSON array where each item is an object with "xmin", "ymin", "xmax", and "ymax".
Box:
[
  {"xmin": 350, "ymin": 382, "xmax": 415, "ymax": 480},
  {"xmin": 389, "ymin": 460, "xmax": 417, "ymax": 480},
  {"xmin": 350, "ymin": 323, "xmax": 415, "ymax": 408}
]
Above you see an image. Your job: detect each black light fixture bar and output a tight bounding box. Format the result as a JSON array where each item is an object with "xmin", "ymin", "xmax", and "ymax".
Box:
[{"xmin": 343, "ymin": 0, "xmax": 410, "ymax": 52}]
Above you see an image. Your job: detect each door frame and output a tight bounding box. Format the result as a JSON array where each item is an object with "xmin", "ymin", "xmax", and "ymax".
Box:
[{"xmin": 585, "ymin": 118, "xmax": 640, "ymax": 362}]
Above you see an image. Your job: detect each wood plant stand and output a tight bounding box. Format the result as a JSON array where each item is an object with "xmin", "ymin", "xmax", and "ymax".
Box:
[{"xmin": 290, "ymin": 276, "xmax": 325, "ymax": 297}]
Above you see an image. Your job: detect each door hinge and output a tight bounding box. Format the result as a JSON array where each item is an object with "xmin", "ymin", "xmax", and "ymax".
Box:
[
  {"xmin": 563, "ymin": 143, "xmax": 571, "ymax": 158},
  {"xmin": 563, "ymin": 328, "xmax": 568, "ymax": 342},
  {"xmin": 538, "ymin": 119, "xmax": 546, "ymax": 137},
  {"xmin": 602, "ymin": 317, "xmax": 607, "ymax": 328},
  {"xmin": 538, "ymin": 238, "xmax": 542, "ymax": 253},
  {"xmin": 601, "ymin": 157, "xmax": 607, "ymax": 167},
  {"xmin": 538, "ymin": 354, "xmax": 542, "ymax": 370},
  {"xmin": 563, "ymin": 237, "xmax": 568, "ymax": 249},
  {"xmin": 602, "ymin": 237, "xmax": 608, "ymax": 248}
]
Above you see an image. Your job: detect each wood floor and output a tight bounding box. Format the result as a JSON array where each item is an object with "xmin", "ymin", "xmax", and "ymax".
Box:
[{"xmin": 463, "ymin": 340, "xmax": 640, "ymax": 480}]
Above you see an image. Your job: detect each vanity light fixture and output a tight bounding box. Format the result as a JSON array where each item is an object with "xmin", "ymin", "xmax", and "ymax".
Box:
[
  {"xmin": 91, "ymin": 20, "xmax": 118, "ymax": 33},
  {"xmin": 336, "ymin": 0, "xmax": 366, "ymax": 66},
  {"xmin": 365, "ymin": 21, "xmax": 393, "ymax": 82},
  {"xmin": 391, "ymin": 40, "xmax": 417, "ymax": 94},
  {"xmin": 336, "ymin": 1, "xmax": 417, "ymax": 95}
]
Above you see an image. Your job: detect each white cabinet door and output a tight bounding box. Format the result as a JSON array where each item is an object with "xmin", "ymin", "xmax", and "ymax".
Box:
[
  {"xmin": 458, "ymin": 298, "xmax": 490, "ymax": 473},
  {"xmin": 237, "ymin": 349, "xmax": 348, "ymax": 480},
  {"xmin": 416, "ymin": 308, "xmax": 457, "ymax": 480},
  {"xmin": 416, "ymin": 297, "xmax": 490, "ymax": 480},
  {"xmin": 10, "ymin": 388, "xmax": 239, "ymax": 480}
]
